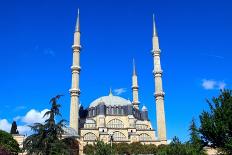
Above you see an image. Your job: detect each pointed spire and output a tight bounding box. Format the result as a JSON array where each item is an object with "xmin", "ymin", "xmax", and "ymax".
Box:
[
  {"xmin": 133, "ymin": 58, "xmax": 136, "ymax": 76},
  {"xmin": 153, "ymin": 14, "xmax": 158, "ymax": 37},
  {"xmin": 75, "ymin": 8, "xmax": 80, "ymax": 32},
  {"xmin": 109, "ymin": 88, "xmax": 113, "ymax": 96}
]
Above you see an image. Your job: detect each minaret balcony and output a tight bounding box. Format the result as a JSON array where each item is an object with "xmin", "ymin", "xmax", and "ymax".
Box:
[
  {"xmin": 151, "ymin": 49, "xmax": 161, "ymax": 56},
  {"xmin": 72, "ymin": 45, "xmax": 82, "ymax": 50},
  {"xmin": 69, "ymin": 88, "xmax": 81, "ymax": 95},
  {"xmin": 71, "ymin": 65, "xmax": 81, "ymax": 72},
  {"xmin": 153, "ymin": 70, "xmax": 163, "ymax": 77},
  {"xmin": 131, "ymin": 86, "xmax": 139, "ymax": 89},
  {"xmin": 154, "ymin": 91, "xmax": 165, "ymax": 98}
]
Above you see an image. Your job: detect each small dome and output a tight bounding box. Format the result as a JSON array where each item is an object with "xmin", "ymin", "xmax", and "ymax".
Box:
[
  {"xmin": 136, "ymin": 120, "xmax": 146, "ymax": 124},
  {"xmin": 142, "ymin": 105, "xmax": 148, "ymax": 111},
  {"xmin": 63, "ymin": 127, "xmax": 78, "ymax": 137},
  {"xmin": 89, "ymin": 94, "xmax": 131, "ymax": 108},
  {"xmin": 85, "ymin": 119, "xmax": 96, "ymax": 124}
]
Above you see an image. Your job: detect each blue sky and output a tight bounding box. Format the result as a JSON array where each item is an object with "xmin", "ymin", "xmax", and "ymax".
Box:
[{"xmin": 0, "ymin": 0, "xmax": 231, "ymax": 141}]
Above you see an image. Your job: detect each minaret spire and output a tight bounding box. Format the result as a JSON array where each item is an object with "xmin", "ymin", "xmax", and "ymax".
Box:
[
  {"xmin": 75, "ymin": 8, "xmax": 80, "ymax": 32},
  {"xmin": 153, "ymin": 14, "xmax": 158, "ymax": 37},
  {"xmin": 152, "ymin": 14, "xmax": 167, "ymax": 143},
  {"xmin": 132, "ymin": 59, "xmax": 139, "ymax": 109},
  {"xmin": 133, "ymin": 58, "xmax": 136, "ymax": 75},
  {"xmin": 109, "ymin": 88, "xmax": 113, "ymax": 96},
  {"xmin": 70, "ymin": 9, "xmax": 81, "ymax": 133}
]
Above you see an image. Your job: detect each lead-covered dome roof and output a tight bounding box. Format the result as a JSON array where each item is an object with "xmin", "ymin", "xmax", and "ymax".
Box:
[
  {"xmin": 89, "ymin": 93, "xmax": 131, "ymax": 108},
  {"xmin": 63, "ymin": 127, "xmax": 78, "ymax": 137}
]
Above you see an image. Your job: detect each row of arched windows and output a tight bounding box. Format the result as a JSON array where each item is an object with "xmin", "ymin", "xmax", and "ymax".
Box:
[
  {"xmin": 83, "ymin": 133, "xmax": 97, "ymax": 141},
  {"xmin": 88, "ymin": 107, "xmax": 126, "ymax": 117},
  {"xmin": 113, "ymin": 131, "xmax": 126, "ymax": 141},
  {"xmin": 107, "ymin": 119, "xmax": 124, "ymax": 128},
  {"xmin": 84, "ymin": 123, "xmax": 96, "ymax": 129},
  {"xmin": 139, "ymin": 133, "xmax": 152, "ymax": 141},
  {"xmin": 106, "ymin": 107, "xmax": 125, "ymax": 115},
  {"xmin": 83, "ymin": 132, "xmax": 152, "ymax": 142},
  {"xmin": 83, "ymin": 131, "xmax": 128, "ymax": 142},
  {"xmin": 136, "ymin": 124, "xmax": 149, "ymax": 130}
]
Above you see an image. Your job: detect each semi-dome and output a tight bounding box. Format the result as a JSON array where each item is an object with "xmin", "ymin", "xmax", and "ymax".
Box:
[
  {"xmin": 89, "ymin": 93, "xmax": 131, "ymax": 108},
  {"xmin": 63, "ymin": 127, "xmax": 79, "ymax": 137}
]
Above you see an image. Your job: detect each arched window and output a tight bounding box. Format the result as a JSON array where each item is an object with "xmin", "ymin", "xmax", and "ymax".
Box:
[
  {"xmin": 118, "ymin": 108, "xmax": 122, "ymax": 115},
  {"xmin": 136, "ymin": 124, "xmax": 148, "ymax": 130},
  {"xmin": 110, "ymin": 107, "xmax": 113, "ymax": 114},
  {"xmin": 113, "ymin": 107, "xmax": 117, "ymax": 115},
  {"xmin": 106, "ymin": 107, "xmax": 109, "ymax": 114},
  {"xmin": 107, "ymin": 119, "xmax": 124, "ymax": 128},
  {"xmin": 84, "ymin": 132, "xmax": 97, "ymax": 141},
  {"xmin": 113, "ymin": 131, "xmax": 126, "ymax": 141},
  {"xmin": 121, "ymin": 108, "xmax": 124, "ymax": 115},
  {"xmin": 139, "ymin": 133, "xmax": 152, "ymax": 141}
]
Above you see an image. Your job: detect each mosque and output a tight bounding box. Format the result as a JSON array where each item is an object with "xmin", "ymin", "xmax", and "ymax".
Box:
[{"xmin": 63, "ymin": 9, "xmax": 167, "ymax": 147}]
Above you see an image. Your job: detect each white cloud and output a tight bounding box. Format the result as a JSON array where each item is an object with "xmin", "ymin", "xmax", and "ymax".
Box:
[
  {"xmin": 167, "ymin": 139, "xmax": 172, "ymax": 144},
  {"xmin": 218, "ymin": 81, "xmax": 226, "ymax": 89},
  {"xmin": 202, "ymin": 79, "xmax": 226, "ymax": 90},
  {"xmin": 114, "ymin": 88, "xmax": 127, "ymax": 95},
  {"xmin": 0, "ymin": 109, "xmax": 49, "ymax": 135},
  {"xmin": 0, "ymin": 119, "xmax": 11, "ymax": 132},
  {"xmin": 21, "ymin": 109, "xmax": 49, "ymax": 124},
  {"xmin": 13, "ymin": 116, "xmax": 22, "ymax": 121},
  {"xmin": 17, "ymin": 125, "xmax": 31, "ymax": 135},
  {"xmin": 0, "ymin": 119, "xmax": 31, "ymax": 135},
  {"xmin": 202, "ymin": 79, "xmax": 216, "ymax": 90}
]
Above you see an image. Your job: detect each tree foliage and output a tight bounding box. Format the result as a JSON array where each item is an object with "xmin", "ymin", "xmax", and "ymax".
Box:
[
  {"xmin": 95, "ymin": 141, "xmax": 112, "ymax": 155},
  {"xmin": 10, "ymin": 121, "xmax": 19, "ymax": 135},
  {"xmin": 23, "ymin": 95, "xmax": 75, "ymax": 155},
  {"xmin": 83, "ymin": 144, "xmax": 95, "ymax": 155},
  {"xmin": 83, "ymin": 138, "xmax": 206, "ymax": 155},
  {"xmin": 62, "ymin": 137, "xmax": 79, "ymax": 155},
  {"xmin": 188, "ymin": 118, "xmax": 204, "ymax": 153},
  {"xmin": 199, "ymin": 89, "xmax": 232, "ymax": 154},
  {"xmin": 0, "ymin": 130, "xmax": 20, "ymax": 154}
]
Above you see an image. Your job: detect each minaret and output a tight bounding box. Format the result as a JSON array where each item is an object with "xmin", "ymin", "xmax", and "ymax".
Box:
[
  {"xmin": 152, "ymin": 15, "xmax": 167, "ymax": 142},
  {"xmin": 70, "ymin": 9, "xmax": 81, "ymax": 133},
  {"xmin": 132, "ymin": 59, "xmax": 139, "ymax": 109},
  {"xmin": 109, "ymin": 88, "xmax": 113, "ymax": 96}
]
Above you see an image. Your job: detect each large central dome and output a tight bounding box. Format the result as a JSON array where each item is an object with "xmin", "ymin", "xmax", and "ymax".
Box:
[{"xmin": 89, "ymin": 93, "xmax": 131, "ymax": 108}]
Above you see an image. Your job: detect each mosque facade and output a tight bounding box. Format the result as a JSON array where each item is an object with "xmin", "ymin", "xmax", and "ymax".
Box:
[{"xmin": 65, "ymin": 10, "xmax": 167, "ymax": 146}]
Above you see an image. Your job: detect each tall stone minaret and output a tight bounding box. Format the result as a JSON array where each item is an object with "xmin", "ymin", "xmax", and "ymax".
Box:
[
  {"xmin": 70, "ymin": 9, "xmax": 81, "ymax": 133},
  {"xmin": 132, "ymin": 59, "xmax": 139, "ymax": 109},
  {"xmin": 152, "ymin": 15, "xmax": 167, "ymax": 142}
]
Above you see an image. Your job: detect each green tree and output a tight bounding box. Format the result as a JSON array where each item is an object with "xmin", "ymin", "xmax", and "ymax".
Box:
[
  {"xmin": 156, "ymin": 136, "xmax": 206, "ymax": 155},
  {"xmin": 94, "ymin": 141, "xmax": 112, "ymax": 155},
  {"xmin": 167, "ymin": 136, "xmax": 187, "ymax": 155},
  {"xmin": 83, "ymin": 141, "xmax": 114, "ymax": 155},
  {"xmin": 188, "ymin": 118, "xmax": 205, "ymax": 154},
  {"xmin": 83, "ymin": 144, "xmax": 95, "ymax": 155},
  {"xmin": 0, "ymin": 130, "xmax": 20, "ymax": 154},
  {"xmin": 62, "ymin": 137, "xmax": 79, "ymax": 155},
  {"xmin": 113, "ymin": 142, "xmax": 131, "ymax": 154},
  {"xmin": 23, "ymin": 95, "xmax": 68, "ymax": 155},
  {"xmin": 142, "ymin": 144, "xmax": 157, "ymax": 154},
  {"xmin": 199, "ymin": 89, "xmax": 232, "ymax": 154},
  {"xmin": 10, "ymin": 121, "xmax": 19, "ymax": 135},
  {"xmin": 130, "ymin": 142, "xmax": 144, "ymax": 154}
]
